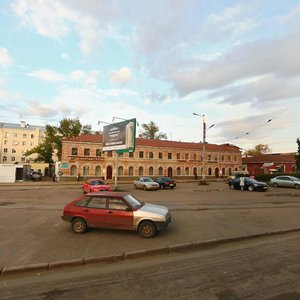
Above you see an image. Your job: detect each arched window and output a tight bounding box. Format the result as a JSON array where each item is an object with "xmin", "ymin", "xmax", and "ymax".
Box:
[
  {"xmin": 177, "ymin": 167, "xmax": 181, "ymax": 176},
  {"xmin": 129, "ymin": 166, "xmax": 134, "ymax": 176},
  {"xmin": 208, "ymin": 167, "xmax": 212, "ymax": 175},
  {"xmin": 222, "ymin": 167, "xmax": 226, "ymax": 176},
  {"xmin": 118, "ymin": 166, "xmax": 123, "ymax": 176},
  {"xmin": 139, "ymin": 167, "xmax": 143, "ymax": 176},
  {"xmin": 228, "ymin": 168, "xmax": 232, "ymax": 175},
  {"xmin": 158, "ymin": 167, "xmax": 163, "ymax": 176},
  {"xmin": 149, "ymin": 152, "xmax": 154, "ymax": 159},
  {"xmin": 70, "ymin": 165, "xmax": 77, "ymax": 176},
  {"xmin": 95, "ymin": 166, "xmax": 101, "ymax": 176},
  {"xmin": 83, "ymin": 165, "xmax": 89, "ymax": 176},
  {"xmin": 149, "ymin": 166, "xmax": 153, "ymax": 176},
  {"xmin": 185, "ymin": 167, "xmax": 189, "ymax": 175}
]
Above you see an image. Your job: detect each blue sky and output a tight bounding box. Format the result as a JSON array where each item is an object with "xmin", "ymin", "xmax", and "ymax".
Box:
[{"xmin": 1, "ymin": 0, "xmax": 300, "ymax": 153}]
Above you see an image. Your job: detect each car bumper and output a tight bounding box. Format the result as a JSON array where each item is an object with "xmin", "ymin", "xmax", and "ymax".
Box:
[{"xmin": 154, "ymin": 213, "xmax": 172, "ymax": 231}]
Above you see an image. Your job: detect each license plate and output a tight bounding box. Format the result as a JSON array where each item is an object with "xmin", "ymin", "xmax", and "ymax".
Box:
[{"xmin": 169, "ymin": 184, "xmax": 174, "ymax": 186}]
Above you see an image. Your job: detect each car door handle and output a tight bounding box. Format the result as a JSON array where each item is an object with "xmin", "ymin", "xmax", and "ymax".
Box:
[
  {"xmin": 84, "ymin": 209, "xmax": 89, "ymax": 212},
  {"xmin": 107, "ymin": 211, "xmax": 113, "ymax": 214}
]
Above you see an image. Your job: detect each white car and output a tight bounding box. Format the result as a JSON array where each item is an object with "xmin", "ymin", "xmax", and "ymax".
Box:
[
  {"xmin": 133, "ymin": 177, "xmax": 160, "ymax": 190},
  {"xmin": 270, "ymin": 176, "xmax": 300, "ymax": 189}
]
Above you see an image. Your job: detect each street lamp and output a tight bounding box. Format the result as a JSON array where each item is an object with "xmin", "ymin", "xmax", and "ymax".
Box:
[{"xmin": 193, "ymin": 113, "xmax": 214, "ymax": 183}]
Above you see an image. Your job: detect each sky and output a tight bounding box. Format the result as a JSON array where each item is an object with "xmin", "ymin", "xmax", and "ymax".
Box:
[{"xmin": 0, "ymin": 0, "xmax": 300, "ymax": 153}]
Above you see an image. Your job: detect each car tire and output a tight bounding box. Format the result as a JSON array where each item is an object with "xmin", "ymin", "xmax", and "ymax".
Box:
[
  {"xmin": 71, "ymin": 218, "xmax": 87, "ymax": 234},
  {"xmin": 273, "ymin": 183, "xmax": 278, "ymax": 187},
  {"xmin": 138, "ymin": 221, "xmax": 157, "ymax": 238},
  {"xmin": 143, "ymin": 185, "xmax": 147, "ymax": 191},
  {"xmin": 230, "ymin": 184, "xmax": 235, "ymax": 190},
  {"xmin": 171, "ymin": 186, "xmax": 174, "ymax": 189},
  {"xmin": 248, "ymin": 186, "xmax": 254, "ymax": 192},
  {"xmin": 295, "ymin": 184, "xmax": 300, "ymax": 189}
]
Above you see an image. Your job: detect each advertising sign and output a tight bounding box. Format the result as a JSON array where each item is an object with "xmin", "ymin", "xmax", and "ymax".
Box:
[{"xmin": 102, "ymin": 118, "xmax": 136, "ymax": 152}]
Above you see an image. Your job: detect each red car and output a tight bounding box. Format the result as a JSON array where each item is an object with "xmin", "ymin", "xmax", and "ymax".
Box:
[
  {"xmin": 83, "ymin": 179, "xmax": 111, "ymax": 193},
  {"xmin": 62, "ymin": 192, "xmax": 171, "ymax": 238}
]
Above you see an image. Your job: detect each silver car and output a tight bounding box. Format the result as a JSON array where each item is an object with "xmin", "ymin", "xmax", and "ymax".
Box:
[
  {"xmin": 133, "ymin": 177, "xmax": 160, "ymax": 190},
  {"xmin": 270, "ymin": 176, "xmax": 300, "ymax": 189}
]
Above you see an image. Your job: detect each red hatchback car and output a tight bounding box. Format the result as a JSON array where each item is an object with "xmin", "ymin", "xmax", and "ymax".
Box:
[
  {"xmin": 62, "ymin": 192, "xmax": 171, "ymax": 238},
  {"xmin": 83, "ymin": 179, "xmax": 111, "ymax": 193}
]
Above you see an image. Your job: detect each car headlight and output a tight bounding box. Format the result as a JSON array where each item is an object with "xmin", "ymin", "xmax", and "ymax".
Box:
[{"xmin": 254, "ymin": 184, "xmax": 258, "ymax": 186}]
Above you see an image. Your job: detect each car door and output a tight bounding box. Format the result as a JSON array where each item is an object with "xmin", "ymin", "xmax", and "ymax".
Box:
[
  {"xmin": 106, "ymin": 197, "xmax": 134, "ymax": 230},
  {"xmin": 82, "ymin": 196, "xmax": 107, "ymax": 227},
  {"xmin": 137, "ymin": 178, "xmax": 143, "ymax": 189}
]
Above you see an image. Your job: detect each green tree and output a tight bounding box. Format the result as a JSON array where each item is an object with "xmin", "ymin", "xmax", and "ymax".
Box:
[
  {"xmin": 25, "ymin": 118, "xmax": 91, "ymax": 162},
  {"xmin": 139, "ymin": 121, "xmax": 167, "ymax": 140},
  {"xmin": 296, "ymin": 138, "xmax": 300, "ymax": 173},
  {"xmin": 244, "ymin": 144, "xmax": 272, "ymax": 156}
]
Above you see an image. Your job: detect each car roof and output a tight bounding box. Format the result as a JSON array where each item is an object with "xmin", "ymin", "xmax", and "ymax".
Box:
[{"xmin": 86, "ymin": 191, "xmax": 129, "ymax": 197}]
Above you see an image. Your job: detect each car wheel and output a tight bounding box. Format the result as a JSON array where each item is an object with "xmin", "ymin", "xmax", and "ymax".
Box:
[
  {"xmin": 273, "ymin": 183, "xmax": 278, "ymax": 187},
  {"xmin": 295, "ymin": 184, "xmax": 300, "ymax": 189},
  {"xmin": 143, "ymin": 185, "xmax": 147, "ymax": 191},
  {"xmin": 138, "ymin": 221, "xmax": 157, "ymax": 238},
  {"xmin": 171, "ymin": 186, "xmax": 174, "ymax": 189},
  {"xmin": 230, "ymin": 184, "xmax": 235, "ymax": 190},
  {"xmin": 248, "ymin": 185, "xmax": 254, "ymax": 192},
  {"xmin": 71, "ymin": 218, "xmax": 87, "ymax": 234}
]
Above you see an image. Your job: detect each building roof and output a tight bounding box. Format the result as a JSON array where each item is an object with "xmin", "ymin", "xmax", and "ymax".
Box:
[
  {"xmin": 64, "ymin": 134, "xmax": 240, "ymax": 152},
  {"xmin": 242, "ymin": 153, "xmax": 296, "ymax": 164},
  {"xmin": 0, "ymin": 121, "xmax": 45, "ymax": 131}
]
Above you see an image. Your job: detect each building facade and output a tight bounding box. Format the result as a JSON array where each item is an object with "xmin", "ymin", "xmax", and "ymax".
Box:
[
  {"xmin": 242, "ymin": 153, "xmax": 297, "ymax": 175},
  {"xmin": 60, "ymin": 134, "xmax": 242, "ymax": 181},
  {"xmin": 0, "ymin": 121, "xmax": 46, "ymax": 164}
]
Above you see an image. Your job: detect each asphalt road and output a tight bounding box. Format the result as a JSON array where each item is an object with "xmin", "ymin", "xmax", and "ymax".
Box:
[
  {"xmin": 1, "ymin": 181, "xmax": 300, "ymax": 299},
  {"xmin": 1, "ymin": 182, "xmax": 300, "ymax": 268},
  {"xmin": 1, "ymin": 231, "xmax": 300, "ymax": 299}
]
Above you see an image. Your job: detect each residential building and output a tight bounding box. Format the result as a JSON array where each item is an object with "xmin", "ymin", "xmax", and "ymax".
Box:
[
  {"xmin": 242, "ymin": 153, "xmax": 297, "ymax": 175},
  {"xmin": 0, "ymin": 121, "xmax": 46, "ymax": 164},
  {"xmin": 60, "ymin": 134, "xmax": 242, "ymax": 181}
]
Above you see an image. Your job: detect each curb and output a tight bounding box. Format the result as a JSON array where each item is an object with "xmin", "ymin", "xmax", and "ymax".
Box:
[{"xmin": 1, "ymin": 227, "xmax": 300, "ymax": 276}]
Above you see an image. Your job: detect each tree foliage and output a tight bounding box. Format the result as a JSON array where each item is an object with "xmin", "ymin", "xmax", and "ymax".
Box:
[
  {"xmin": 138, "ymin": 121, "xmax": 167, "ymax": 140},
  {"xmin": 296, "ymin": 138, "xmax": 300, "ymax": 173},
  {"xmin": 243, "ymin": 144, "xmax": 272, "ymax": 156},
  {"xmin": 25, "ymin": 118, "xmax": 91, "ymax": 162}
]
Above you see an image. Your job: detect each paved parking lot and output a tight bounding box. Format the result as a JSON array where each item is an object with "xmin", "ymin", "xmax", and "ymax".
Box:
[{"xmin": 1, "ymin": 181, "xmax": 300, "ymax": 268}]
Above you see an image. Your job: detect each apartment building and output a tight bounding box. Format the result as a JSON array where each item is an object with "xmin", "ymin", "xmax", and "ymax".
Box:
[
  {"xmin": 0, "ymin": 121, "xmax": 46, "ymax": 164},
  {"xmin": 60, "ymin": 134, "xmax": 242, "ymax": 181}
]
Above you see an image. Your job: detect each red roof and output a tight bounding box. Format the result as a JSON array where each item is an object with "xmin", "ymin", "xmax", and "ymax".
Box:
[
  {"xmin": 242, "ymin": 154, "xmax": 296, "ymax": 164},
  {"xmin": 64, "ymin": 134, "xmax": 240, "ymax": 152}
]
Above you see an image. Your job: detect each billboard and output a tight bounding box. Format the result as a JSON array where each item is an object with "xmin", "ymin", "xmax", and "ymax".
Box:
[{"xmin": 102, "ymin": 118, "xmax": 136, "ymax": 152}]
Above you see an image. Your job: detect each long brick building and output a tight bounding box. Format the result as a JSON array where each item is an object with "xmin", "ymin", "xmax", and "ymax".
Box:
[{"xmin": 60, "ymin": 134, "xmax": 242, "ymax": 181}]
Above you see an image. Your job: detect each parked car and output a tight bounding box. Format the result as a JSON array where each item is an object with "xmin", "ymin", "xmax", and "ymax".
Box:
[
  {"xmin": 155, "ymin": 177, "xmax": 176, "ymax": 189},
  {"xmin": 83, "ymin": 179, "xmax": 111, "ymax": 193},
  {"xmin": 229, "ymin": 177, "xmax": 268, "ymax": 191},
  {"xmin": 270, "ymin": 176, "xmax": 300, "ymax": 189},
  {"xmin": 133, "ymin": 177, "xmax": 160, "ymax": 190},
  {"xmin": 62, "ymin": 191, "xmax": 171, "ymax": 238},
  {"xmin": 30, "ymin": 171, "xmax": 42, "ymax": 181}
]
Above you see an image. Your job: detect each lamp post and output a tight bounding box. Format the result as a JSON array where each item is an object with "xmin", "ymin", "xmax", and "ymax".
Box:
[{"xmin": 193, "ymin": 113, "xmax": 214, "ymax": 183}]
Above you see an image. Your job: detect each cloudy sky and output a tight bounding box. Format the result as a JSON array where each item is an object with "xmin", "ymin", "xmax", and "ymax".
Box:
[{"xmin": 1, "ymin": 0, "xmax": 300, "ymax": 153}]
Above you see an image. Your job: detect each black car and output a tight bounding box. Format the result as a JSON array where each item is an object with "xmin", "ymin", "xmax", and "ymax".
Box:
[
  {"xmin": 228, "ymin": 177, "xmax": 268, "ymax": 192},
  {"xmin": 154, "ymin": 177, "xmax": 176, "ymax": 189}
]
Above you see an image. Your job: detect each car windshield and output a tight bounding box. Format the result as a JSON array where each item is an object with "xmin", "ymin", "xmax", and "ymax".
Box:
[
  {"xmin": 124, "ymin": 194, "xmax": 143, "ymax": 208},
  {"xmin": 91, "ymin": 180, "xmax": 105, "ymax": 185},
  {"xmin": 143, "ymin": 178, "xmax": 153, "ymax": 182},
  {"xmin": 246, "ymin": 179, "xmax": 258, "ymax": 183}
]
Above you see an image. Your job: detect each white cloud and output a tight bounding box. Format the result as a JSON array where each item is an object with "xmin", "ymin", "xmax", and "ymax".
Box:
[
  {"xmin": 27, "ymin": 69, "xmax": 66, "ymax": 81},
  {"xmin": 109, "ymin": 67, "xmax": 133, "ymax": 84},
  {"xmin": 0, "ymin": 47, "xmax": 13, "ymax": 67},
  {"xmin": 61, "ymin": 52, "xmax": 70, "ymax": 60},
  {"xmin": 70, "ymin": 70, "xmax": 101, "ymax": 87}
]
